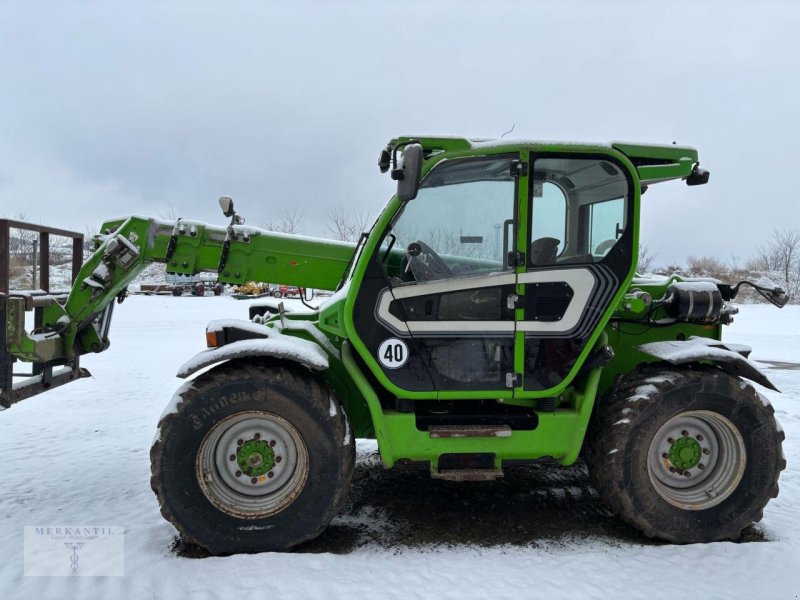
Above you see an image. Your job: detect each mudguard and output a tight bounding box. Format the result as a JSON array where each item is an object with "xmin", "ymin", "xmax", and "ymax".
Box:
[
  {"xmin": 176, "ymin": 325, "xmax": 328, "ymax": 379},
  {"xmin": 637, "ymin": 337, "xmax": 778, "ymax": 392}
]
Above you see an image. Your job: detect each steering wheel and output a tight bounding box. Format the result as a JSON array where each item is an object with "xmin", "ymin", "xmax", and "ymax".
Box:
[{"xmin": 406, "ymin": 240, "xmax": 452, "ymax": 281}]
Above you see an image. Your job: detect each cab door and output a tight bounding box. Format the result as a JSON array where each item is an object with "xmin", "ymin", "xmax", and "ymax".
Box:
[
  {"xmin": 351, "ymin": 153, "xmax": 522, "ymax": 395},
  {"xmin": 517, "ymin": 152, "xmax": 634, "ymax": 393}
]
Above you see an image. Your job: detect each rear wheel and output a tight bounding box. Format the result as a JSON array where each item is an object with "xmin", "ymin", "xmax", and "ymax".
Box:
[
  {"xmin": 151, "ymin": 360, "xmax": 354, "ymax": 554},
  {"xmin": 586, "ymin": 367, "xmax": 785, "ymax": 543}
]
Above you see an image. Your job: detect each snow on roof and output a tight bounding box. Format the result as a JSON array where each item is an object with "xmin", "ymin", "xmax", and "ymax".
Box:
[{"xmin": 470, "ymin": 139, "xmax": 613, "ymax": 150}]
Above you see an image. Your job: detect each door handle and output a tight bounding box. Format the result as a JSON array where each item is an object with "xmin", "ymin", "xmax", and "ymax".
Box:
[{"xmin": 501, "ymin": 219, "xmax": 514, "ymax": 270}]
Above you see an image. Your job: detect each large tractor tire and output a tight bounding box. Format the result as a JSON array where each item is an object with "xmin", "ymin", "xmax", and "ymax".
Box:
[
  {"xmin": 150, "ymin": 360, "xmax": 354, "ymax": 554},
  {"xmin": 586, "ymin": 367, "xmax": 785, "ymax": 543}
]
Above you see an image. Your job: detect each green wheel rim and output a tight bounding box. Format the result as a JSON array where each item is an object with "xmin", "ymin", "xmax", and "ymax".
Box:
[
  {"xmin": 647, "ymin": 410, "xmax": 746, "ymax": 510},
  {"xmin": 196, "ymin": 411, "xmax": 309, "ymax": 519}
]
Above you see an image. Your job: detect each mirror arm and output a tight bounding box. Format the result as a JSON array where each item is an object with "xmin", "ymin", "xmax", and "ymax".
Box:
[{"xmin": 390, "ymin": 139, "xmax": 421, "ymax": 179}]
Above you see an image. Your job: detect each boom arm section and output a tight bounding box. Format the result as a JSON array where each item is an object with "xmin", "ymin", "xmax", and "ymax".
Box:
[{"xmin": 3, "ymin": 215, "xmax": 354, "ymax": 405}]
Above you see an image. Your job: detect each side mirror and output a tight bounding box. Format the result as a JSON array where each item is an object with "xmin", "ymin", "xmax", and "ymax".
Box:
[
  {"xmin": 378, "ymin": 146, "xmax": 392, "ymax": 173},
  {"xmin": 219, "ymin": 196, "xmax": 235, "ymax": 217},
  {"xmin": 685, "ymin": 167, "xmax": 710, "ymax": 186},
  {"xmin": 392, "ymin": 143, "xmax": 423, "ymax": 202}
]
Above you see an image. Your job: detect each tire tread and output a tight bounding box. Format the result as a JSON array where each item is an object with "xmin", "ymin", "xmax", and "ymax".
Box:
[{"xmin": 150, "ymin": 359, "xmax": 354, "ymax": 553}]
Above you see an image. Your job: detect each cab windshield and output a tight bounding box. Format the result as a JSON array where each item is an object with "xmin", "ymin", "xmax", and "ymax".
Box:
[{"xmin": 385, "ymin": 156, "xmax": 517, "ymax": 281}]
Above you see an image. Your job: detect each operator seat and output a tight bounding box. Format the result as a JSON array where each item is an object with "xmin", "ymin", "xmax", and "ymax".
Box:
[{"xmin": 529, "ymin": 237, "xmax": 560, "ymax": 267}]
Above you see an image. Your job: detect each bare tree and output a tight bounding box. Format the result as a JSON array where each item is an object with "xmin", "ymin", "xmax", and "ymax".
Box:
[
  {"xmin": 637, "ymin": 243, "xmax": 658, "ymax": 273},
  {"xmin": 774, "ymin": 229, "xmax": 798, "ymax": 274},
  {"xmin": 325, "ymin": 206, "xmax": 373, "ymax": 242},
  {"xmin": 263, "ymin": 209, "xmax": 304, "ymax": 234},
  {"xmin": 756, "ymin": 229, "xmax": 800, "ymax": 285},
  {"xmin": 753, "ymin": 228, "xmax": 800, "ymax": 300},
  {"xmin": 656, "ymin": 263, "xmax": 685, "ymax": 275},
  {"xmin": 686, "ymin": 255, "xmax": 727, "ymax": 280},
  {"xmin": 82, "ymin": 223, "xmax": 99, "ymax": 259},
  {"xmin": 46, "ymin": 235, "xmax": 71, "ymax": 265},
  {"xmin": 8, "ymin": 212, "xmax": 37, "ymax": 264},
  {"xmin": 4, "ymin": 212, "xmax": 38, "ymax": 287}
]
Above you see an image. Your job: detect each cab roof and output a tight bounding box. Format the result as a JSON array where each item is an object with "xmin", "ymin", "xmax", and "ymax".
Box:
[{"xmin": 391, "ymin": 135, "xmax": 702, "ymax": 186}]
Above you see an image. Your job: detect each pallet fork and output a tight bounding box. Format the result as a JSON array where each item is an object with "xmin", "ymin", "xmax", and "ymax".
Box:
[{"xmin": 0, "ymin": 219, "xmax": 88, "ymax": 408}]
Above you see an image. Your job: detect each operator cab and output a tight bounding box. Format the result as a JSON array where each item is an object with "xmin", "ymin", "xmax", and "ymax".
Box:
[{"xmin": 349, "ymin": 138, "xmax": 637, "ymax": 400}]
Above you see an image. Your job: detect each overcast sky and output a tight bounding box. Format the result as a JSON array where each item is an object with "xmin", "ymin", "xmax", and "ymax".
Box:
[{"xmin": 1, "ymin": 0, "xmax": 799, "ymax": 267}]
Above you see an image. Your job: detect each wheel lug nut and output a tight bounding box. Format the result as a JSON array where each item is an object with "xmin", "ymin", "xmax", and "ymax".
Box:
[
  {"xmin": 276, "ymin": 456, "xmax": 282, "ymax": 463},
  {"xmin": 237, "ymin": 439, "xmax": 243, "ymax": 446},
  {"xmin": 683, "ymin": 471, "xmax": 691, "ymax": 477},
  {"xmin": 250, "ymin": 477, "xmax": 258, "ymax": 485},
  {"xmin": 667, "ymin": 438, "xmax": 675, "ymax": 444},
  {"xmin": 229, "ymin": 454, "xmax": 236, "ymax": 461},
  {"xmin": 703, "ymin": 448, "xmax": 711, "ymax": 455},
  {"xmin": 669, "ymin": 467, "xmax": 677, "ymax": 473},
  {"xmin": 269, "ymin": 440, "xmax": 276, "ymax": 447},
  {"xmin": 696, "ymin": 434, "xmax": 704, "ymax": 441},
  {"xmin": 698, "ymin": 464, "xmax": 705, "ymax": 470},
  {"xmin": 235, "ymin": 470, "xmax": 242, "ymax": 477},
  {"xmin": 268, "ymin": 471, "xmax": 274, "ymax": 478},
  {"xmin": 254, "ymin": 433, "xmax": 261, "ymax": 440},
  {"xmin": 681, "ymin": 430, "xmax": 689, "ymax": 437}
]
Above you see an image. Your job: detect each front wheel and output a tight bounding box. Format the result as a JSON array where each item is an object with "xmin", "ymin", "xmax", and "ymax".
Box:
[
  {"xmin": 586, "ymin": 367, "xmax": 785, "ymax": 543},
  {"xmin": 150, "ymin": 361, "xmax": 354, "ymax": 554}
]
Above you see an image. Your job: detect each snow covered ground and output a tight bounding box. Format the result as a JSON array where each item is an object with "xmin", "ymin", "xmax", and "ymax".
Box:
[{"xmin": 1, "ymin": 297, "xmax": 799, "ymax": 599}]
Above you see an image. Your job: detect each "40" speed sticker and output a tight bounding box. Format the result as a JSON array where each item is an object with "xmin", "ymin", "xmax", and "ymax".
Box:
[{"xmin": 377, "ymin": 338, "xmax": 409, "ymax": 369}]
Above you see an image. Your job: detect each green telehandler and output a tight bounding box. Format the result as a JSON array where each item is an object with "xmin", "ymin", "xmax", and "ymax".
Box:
[{"xmin": 0, "ymin": 136, "xmax": 788, "ymax": 553}]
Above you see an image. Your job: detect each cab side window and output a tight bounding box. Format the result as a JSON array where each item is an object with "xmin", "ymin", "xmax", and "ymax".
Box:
[
  {"xmin": 588, "ymin": 197, "xmax": 625, "ymax": 257},
  {"xmin": 528, "ymin": 157, "xmax": 628, "ymax": 267},
  {"xmin": 530, "ymin": 182, "xmax": 567, "ymax": 265}
]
